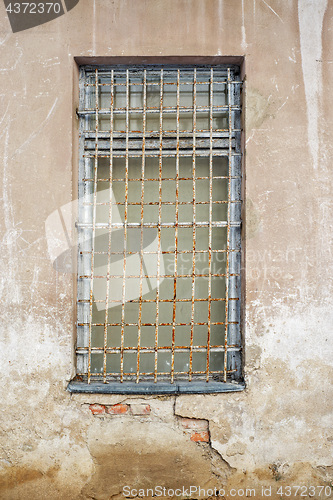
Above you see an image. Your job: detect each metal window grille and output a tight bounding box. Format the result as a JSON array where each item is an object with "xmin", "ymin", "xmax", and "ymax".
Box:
[{"xmin": 71, "ymin": 64, "xmax": 243, "ymax": 394}]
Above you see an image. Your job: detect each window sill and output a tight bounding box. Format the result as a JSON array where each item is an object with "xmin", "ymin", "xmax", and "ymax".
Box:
[{"xmin": 67, "ymin": 380, "xmax": 245, "ymax": 395}]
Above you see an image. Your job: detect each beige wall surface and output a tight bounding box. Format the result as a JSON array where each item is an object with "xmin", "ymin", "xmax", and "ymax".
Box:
[{"xmin": 0, "ymin": 1, "xmax": 332, "ymax": 498}]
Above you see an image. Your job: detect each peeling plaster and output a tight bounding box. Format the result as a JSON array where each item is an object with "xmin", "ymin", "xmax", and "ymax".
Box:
[
  {"xmin": 249, "ymin": 300, "xmax": 333, "ymax": 374},
  {"xmin": 1, "ymin": 122, "xmax": 21, "ymax": 304}
]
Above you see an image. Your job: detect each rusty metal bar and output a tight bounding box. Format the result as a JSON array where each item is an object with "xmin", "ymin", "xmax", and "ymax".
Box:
[
  {"xmin": 83, "ymin": 151, "xmax": 241, "ymax": 158},
  {"xmin": 80, "ymin": 273, "xmax": 239, "ymax": 279},
  {"xmin": 77, "ymin": 221, "xmax": 240, "ymax": 229},
  {"xmin": 136, "ymin": 69, "xmax": 147, "ymax": 383},
  {"xmin": 76, "ymin": 345, "xmax": 240, "ymax": 354},
  {"xmin": 79, "ymin": 297, "xmax": 239, "ymax": 304},
  {"xmin": 120, "ymin": 69, "xmax": 130, "ymax": 382},
  {"xmin": 82, "ymin": 177, "xmax": 241, "ymax": 183},
  {"xmin": 83, "ymin": 130, "xmax": 240, "ymax": 139},
  {"xmin": 171, "ymin": 69, "xmax": 180, "ymax": 384},
  {"xmin": 77, "ymin": 345, "xmax": 241, "ymax": 352},
  {"xmin": 79, "ymin": 321, "xmax": 238, "ymax": 327},
  {"xmin": 84, "ymin": 201, "xmax": 240, "ymax": 207},
  {"xmin": 80, "ymin": 249, "xmax": 239, "ymax": 256},
  {"xmin": 78, "ymin": 106, "xmax": 240, "ymax": 118},
  {"xmin": 84, "ymin": 75, "xmax": 241, "ymax": 84},
  {"xmin": 84, "ymin": 79, "xmax": 239, "ymax": 86},
  {"xmin": 189, "ymin": 69, "xmax": 197, "ymax": 381},
  {"xmin": 206, "ymin": 67, "xmax": 213, "ymax": 382},
  {"xmin": 154, "ymin": 69, "xmax": 163, "ymax": 382},
  {"xmin": 102, "ymin": 69, "xmax": 114, "ymax": 383},
  {"xmin": 224, "ymin": 68, "xmax": 232, "ymax": 382},
  {"xmin": 79, "ymin": 320, "xmax": 238, "ymax": 326}
]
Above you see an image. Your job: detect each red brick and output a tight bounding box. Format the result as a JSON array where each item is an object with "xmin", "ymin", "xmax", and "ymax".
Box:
[
  {"xmin": 107, "ymin": 404, "xmax": 129, "ymax": 415},
  {"xmin": 130, "ymin": 404, "xmax": 151, "ymax": 415},
  {"xmin": 181, "ymin": 418, "xmax": 208, "ymax": 431},
  {"xmin": 190, "ymin": 431, "xmax": 210, "ymax": 442},
  {"xmin": 89, "ymin": 404, "xmax": 106, "ymax": 415}
]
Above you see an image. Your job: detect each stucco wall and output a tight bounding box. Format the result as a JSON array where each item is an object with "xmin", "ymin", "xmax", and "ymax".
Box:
[{"xmin": 0, "ymin": 1, "xmax": 332, "ymax": 498}]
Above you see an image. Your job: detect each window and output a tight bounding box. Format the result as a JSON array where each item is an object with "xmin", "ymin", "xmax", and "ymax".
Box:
[{"xmin": 68, "ymin": 63, "xmax": 244, "ymax": 394}]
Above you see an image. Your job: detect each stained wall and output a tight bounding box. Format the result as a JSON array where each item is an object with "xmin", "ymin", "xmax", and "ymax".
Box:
[{"xmin": 0, "ymin": 1, "xmax": 332, "ymax": 498}]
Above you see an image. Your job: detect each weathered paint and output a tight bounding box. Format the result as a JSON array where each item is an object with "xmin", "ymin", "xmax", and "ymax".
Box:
[{"xmin": 0, "ymin": 1, "xmax": 332, "ymax": 498}]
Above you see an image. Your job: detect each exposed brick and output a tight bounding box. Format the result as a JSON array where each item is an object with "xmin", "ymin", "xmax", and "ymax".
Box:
[
  {"xmin": 89, "ymin": 404, "xmax": 106, "ymax": 415},
  {"xmin": 130, "ymin": 404, "xmax": 151, "ymax": 415},
  {"xmin": 181, "ymin": 418, "xmax": 209, "ymax": 431},
  {"xmin": 190, "ymin": 431, "xmax": 210, "ymax": 442},
  {"xmin": 106, "ymin": 403, "xmax": 129, "ymax": 415}
]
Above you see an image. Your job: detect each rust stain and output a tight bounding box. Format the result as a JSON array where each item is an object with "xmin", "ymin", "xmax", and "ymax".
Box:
[{"xmin": 0, "ymin": 466, "xmax": 59, "ymax": 493}]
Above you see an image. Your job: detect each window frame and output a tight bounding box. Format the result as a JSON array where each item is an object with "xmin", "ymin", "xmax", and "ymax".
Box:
[{"xmin": 68, "ymin": 61, "xmax": 245, "ymax": 394}]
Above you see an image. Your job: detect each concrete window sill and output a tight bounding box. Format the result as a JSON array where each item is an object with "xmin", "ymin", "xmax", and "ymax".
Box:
[{"xmin": 67, "ymin": 380, "xmax": 246, "ymax": 395}]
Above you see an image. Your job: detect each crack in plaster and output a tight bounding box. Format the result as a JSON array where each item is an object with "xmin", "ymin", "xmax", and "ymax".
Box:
[{"xmin": 260, "ymin": 0, "xmax": 284, "ymax": 24}]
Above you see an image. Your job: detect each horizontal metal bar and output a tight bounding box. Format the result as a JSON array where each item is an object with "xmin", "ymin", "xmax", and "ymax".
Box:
[
  {"xmin": 83, "ymin": 151, "xmax": 241, "ymax": 158},
  {"xmin": 82, "ymin": 179, "xmax": 241, "ymax": 186},
  {"xmin": 84, "ymin": 78, "xmax": 240, "ymax": 85},
  {"xmin": 82, "ymin": 130, "xmax": 239, "ymax": 139},
  {"xmin": 84, "ymin": 137, "xmax": 235, "ymax": 151},
  {"xmin": 78, "ymin": 297, "xmax": 239, "ymax": 303},
  {"xmin": 84, "ymin": 81, "xmax": 228, "ymax": 87},
  {"xmin": 78, "ymin": 322, "xmax": 239, "ymax": 326},
  {"xmin": 76, "ymin": 370, "xmax": 237, "ymax": 377},
  {"xmin": 79, "ymin": 274, "xmax": 238, "ymax": 279},
  {"xmin": 83, "ymin": 79, "xmax": 241, "ymax": 86},
  {"xmin": 76, "ymin": 221, "xmax": 241, "ymax": 228},
  {"xmin": 84, "ymin": 200, "xmax": 241, "ymax": 206},
  {"xmin": 81, "ymin": 249, "xmax": 239, "ymax": 255},
  {"xmin": 83, "ymin": 68, "xmax": 240, "ymax": 79},
  {"xmin": 78, "ymin": 105, "xmax": 240, "ymax": 116},
  {"xmin": 76, "ymin": 346, "xmax": 241, "ymax": 354},
  {"xmin": 81, "ymin": 249, "xmax": 240, "ymax": 254}
]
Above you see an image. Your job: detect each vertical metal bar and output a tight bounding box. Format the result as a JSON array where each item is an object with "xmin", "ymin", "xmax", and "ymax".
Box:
[
  {"xmin": 206, "ymin": 67, "xmax": 213, "ymax": 382},
  {"xmin": 224, "ymin": 68, "xmax": 232, "ymax": 382},
  {"xmin": 171, "ymin": 69, "xmax": 180, "ymax": 384},
  {"xmin": 136, "ymin": 69, "xmax": 147, "ymax": 383},
  {"xmin": 120, "ymin": 69, "xmax": 129, "ymax": 382},
  {"xmin": 77, "ymin": 67, "xmax": 89, "ymax": 377},
  {"xmin": 154, "ymin": 69, "xmax": 163, "ymax": 383},
  {"xmin": 189, "ymin": 68, "xmax": 197, "ymax": 381},
  {"xmin": 88, "ymin": 68, "xmax": 99, "ymax": 384},
  {"xmin": 103, "ymin": 70, "xmax": 114, "ymax": 383}
]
